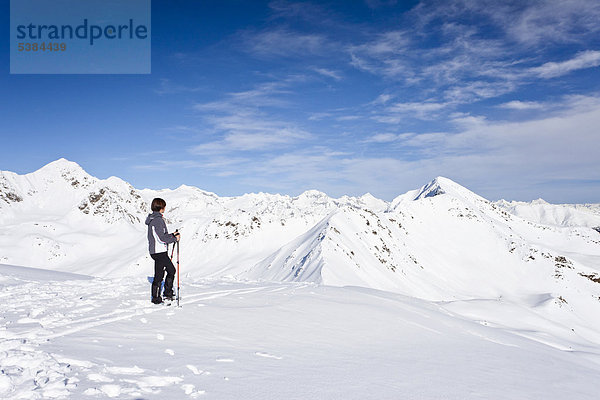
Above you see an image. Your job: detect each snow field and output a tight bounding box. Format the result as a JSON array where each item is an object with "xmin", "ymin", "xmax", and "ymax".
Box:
[
  {"xmin": 2, "ymin": 264, "xmax": 600, "ymax": 399},
  {"xmin": 2, "ymin": 160, "xmax": 600, "ymax": 398}
]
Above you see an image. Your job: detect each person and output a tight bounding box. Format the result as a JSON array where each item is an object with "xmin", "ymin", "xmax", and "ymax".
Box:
[{"xmin": 145, "ymin": 198, "xmax": 180, "ymax": 304}]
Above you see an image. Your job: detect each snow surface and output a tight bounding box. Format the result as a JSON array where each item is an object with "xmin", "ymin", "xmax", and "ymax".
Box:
[
  {"xmin": 1, "ymin": 158, "xmax": 600, "ymax": 398},
  {"xmin": 1, "ymin": 264, "xmax": 600, "ymax": 399}
]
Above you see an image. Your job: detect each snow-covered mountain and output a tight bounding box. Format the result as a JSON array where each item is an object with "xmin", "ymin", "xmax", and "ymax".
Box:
[
  {"xmin": 2, "ymin": 159, "xmax": 600, "ymax": 398},
  {"xmin": 494, "ymin": 198, "xmax": 600, "ymax": 229},
  {"xmin": 2, "ymin": 159, "xmax": 599, "ymax": 300}
]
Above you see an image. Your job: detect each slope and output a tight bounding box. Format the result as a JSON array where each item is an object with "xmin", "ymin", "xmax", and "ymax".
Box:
[{"xmin": 1, "ymin": 263, "xmax": 599, "ymax": 399}]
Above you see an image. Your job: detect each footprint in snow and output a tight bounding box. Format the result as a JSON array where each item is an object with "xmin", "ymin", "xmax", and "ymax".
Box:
[{"xmin": 186, "ymin": 364, "xmax": 204, "ymax": 375}]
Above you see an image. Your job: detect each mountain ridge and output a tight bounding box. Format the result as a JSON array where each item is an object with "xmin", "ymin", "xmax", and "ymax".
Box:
[
  {"xmin": 1, "ymin": 158, "xmax": 600, "ymax": 353},
  {"xmin": 1, "ymin": 159, "xmax": 598, "ymax": 294}
]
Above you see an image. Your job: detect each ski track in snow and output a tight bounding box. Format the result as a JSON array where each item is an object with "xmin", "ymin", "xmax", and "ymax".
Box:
[{"xmin": 0, "ymin": 273, "xmax": 284, "ymax": 399}]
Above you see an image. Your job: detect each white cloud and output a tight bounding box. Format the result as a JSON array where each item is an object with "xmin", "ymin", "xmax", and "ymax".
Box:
[
  {"xmin": 348, "ymin": 30, "xmax": 414, "ymax": 79},
  {"xmin": 388, "ymin": 101, "xmax": 449, "ymax": 114},
  {"xmin": 363, "ymin": 133, "xmax": 404, "ymax": 143},
  {"xmin": 419, "ymin": 95, "xmax": 600, "ymax": 175},
  {"xmin": 498, "ymin": 100, "xmax": 545, "ymax": 110},
  {"xmin": 308, "ymin": 112, "xmax": 333, "ymax": 120},
  {"xmin": 195, "ymin": 81, "xmax": 294, "ymax": 112},
  {"xmin": 345, "ymin": 1, "xmax": 600, "ymax": 106},
  {"xmin": 373, "ymin": 100, "xmax": 452, "ymax": 122},
  {"xmin": 372, "ymin": 94, "xmax": 394, "ymax": 104},
  {"xmin": 191, "ymin": 77, "xmax": 313, "ymax": 155},
  {"xmin": 165, "ymin": 125, "xmax": 201, "ymax": 133},
  {"xmin": 190, "ymin": 125, "xmax": 309, "ymax": 154},
  {"xmin": 330, "ymin": 95, "xmax": 600, "ymax": 200},
  {"xmin": 336, "ymin": 115, "xmax": 361, "ymax": 121},
  {"xmin": 530, "ymin": 50, "xmax": 600, "ymax": 78},
  {"xmin": 151, "ymin": 2, "xmax": 600, "ymax": 202},
  {"xmin": 189, "ymin": 106, "xmax": 311, "ymax": 154},
  {"xmin": 504, "ymin": 1, "xmax": 600, "ymax": 46},
  {"xmin": 410, "ymin": 0, "xmax": 600, "ymax": 47},
  {"xmin": 139, "ymin": 96, "xmax": 600, "ymax": 201},
  {"xmin": 312, "ymin": 67, "xmax": 342, "ymax": 80},
  {"xmin": 133, "ymin": 157, "xmax": 254, "ymax": 178},
  {"xmin": 155, "ymin": 78, "xmax": 204, "ymax": 95},
  {"xmin": 242, "ymin": 28, "xmax": 331, "ymax": 58},
  {"xmin": 443, "ymin": 80, "xmax": 517, "ymax": 103}
]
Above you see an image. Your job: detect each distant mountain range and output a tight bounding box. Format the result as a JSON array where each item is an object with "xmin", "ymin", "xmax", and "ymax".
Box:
[{"xmin": 2, "ymin": 159, "xmax": 599, "ymax": 335}]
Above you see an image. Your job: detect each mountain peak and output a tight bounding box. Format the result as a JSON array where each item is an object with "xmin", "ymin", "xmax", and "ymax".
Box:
[
  {"xmin": 34, "ymin": 158, "xmax": 87, "ymax": 176},
  {"xmin": 297, "ymin": 189, "xmax": 329, "ymax": 197},
  {"xmin": 531, "ymin": 198, "xmax": 549, "ymax": 205},
  {"xmin": 294, "ymin": 189, "xmax": 331, "ymax": 202},
  {"xmin": 414, "ymin": 176, "xmax": 460, "ymax": 200},
  {"xmin": 360, "ymin": 192, "xmax": 376, "ymax": 200},
  {"xmin": 391, "ymin": 176, "xmax": 486, "ymax": 210}
]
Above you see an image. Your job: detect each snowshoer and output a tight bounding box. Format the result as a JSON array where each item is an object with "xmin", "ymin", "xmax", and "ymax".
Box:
[{"xmin": 145, "ymin": 198, "xmax": 180, "ymax": 304}]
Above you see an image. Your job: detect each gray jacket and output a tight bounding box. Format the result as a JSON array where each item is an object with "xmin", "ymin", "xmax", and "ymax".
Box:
[{"xmin": 145, "ymin": 211, "xmax": 177, "ymax": 254}]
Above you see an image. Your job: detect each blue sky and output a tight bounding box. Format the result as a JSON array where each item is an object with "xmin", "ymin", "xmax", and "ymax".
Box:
[{"xmin": 1, "ymin": 0, "xmax": 600, "ymax": 202}]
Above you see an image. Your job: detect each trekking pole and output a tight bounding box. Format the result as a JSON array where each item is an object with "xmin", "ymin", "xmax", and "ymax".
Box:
[
  {"xmin": 170, "ymin": 229, "xmax": 178, "ymax": 260},
  {"xmin": 176, "ymin": 239, "xmax": 180, "ymax": 307}
]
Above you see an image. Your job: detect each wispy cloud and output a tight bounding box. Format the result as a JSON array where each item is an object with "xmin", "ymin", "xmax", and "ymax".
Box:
[
  {"xmin": 190, "ymin": 76, "xmax": 313, "ymax": 155},
  {"xmin": 196, "ymin": 85, "xmax": 291, "ymax": 112},
  {"xmin": 530, "ymin": 50, "xmax": 600, "ymax": 78},
  {"xmin": 363, "ymin": 132, "xmax": 411, "ymax": 143},
  {"xmin": 144, "ymin": 1, "xmax": 600, "ymax": 202},
  {"xmin": 241, "ymin": 28, "xmax": 332, "ymax": 58},
  {"xmin": 398, "ymin": 94, "xmax": 600, "ymax": 166},
  {"xmin": 373, "ymin": 100, "xmax": 453, "ymax": 123},
  {"xmin": 502, "ymin": 1, "xmax": 600, "ymax": 46},
  {"xmin": 189, "ymin": 124, "xmax": 310, "ymax": 154},
  {"xmin": 348, "ymin": 30, "xmax": 413, "ymax": 80},
  {"xmin": 498, "ymin": 101, "xmax": 545, "ymax": 110},
  {"xmin": 387, "ymin": 101, "xmax": 450, "ymax": 114},
  {"xmin": 443, "ymin": 80, "xmax": 517, "ymax": 103},
  {"xmin": 371, "ymin": 94, "xmax": 394, "ymax": 105},
  {"xmin": 308, "ymin": 112, "xmax": 333, "ymax": 120},
  {"xmin": 345, "ymin": 0, "xmax": 600, "ymax": 107},
  {"xmin": 155, "ymin": 78, "xmax": 204, "ymax": 95},
  {"xmin": 133, "ymin": 94, "xmax": 600, "ymax": 201},
  {"xmin": 312, "ymin": 67, "xmax": 343, "ymax": 80},
  {"xmin": 411, "ymin": 0, "xmax": 600, "ymax": 47}
]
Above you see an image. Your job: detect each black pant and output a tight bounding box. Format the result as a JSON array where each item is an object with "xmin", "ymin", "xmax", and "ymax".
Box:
[{"xmin": 151, "ymin": 251, "xmax": 176, "ymax": 297}]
